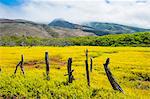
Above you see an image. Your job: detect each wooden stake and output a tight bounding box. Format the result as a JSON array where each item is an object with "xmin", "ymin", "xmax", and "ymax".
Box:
[
  {"xmin": 20, "ymin": 55, "xmax": 24, "ymax": 75},
  {"xmin": 67, "ymin": 58, "xmax": 74, "ymax": 83},
  {"xmin": 90, "ymin": 57, "xmax": 93, "ymax": 72},
  {"xmin": 86, "ymin": 49, "xmax": 88, "ymax": 62},
  {"xmin": 45, "ymin": 52, "xmax": 50, "ymax": 80},
  {"xmin": 85, "ymin": 49, "xmax": 90, "ymax": 86},
  {"xmin": 103, "ymin": 58, "xmax": 124, "ymax": 93}
]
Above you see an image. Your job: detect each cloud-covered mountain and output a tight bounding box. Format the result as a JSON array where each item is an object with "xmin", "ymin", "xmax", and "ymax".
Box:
[{"xmin": 49, "ymin": 19, "xmax": 95, "ymax": 31}]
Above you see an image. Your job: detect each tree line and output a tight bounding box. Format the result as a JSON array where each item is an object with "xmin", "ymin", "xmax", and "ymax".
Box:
[{"xmin": 0, "ymin": 32, "xmax": 150, "ymax": 47}]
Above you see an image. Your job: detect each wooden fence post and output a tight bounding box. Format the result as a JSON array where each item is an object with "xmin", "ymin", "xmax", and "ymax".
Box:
[
  {"xmin": 67, "ymin": 58, "xmax": 74, "ymax": 83},
  {"xmin": 20, "ymin": 55, "xmax": 24, "ymax": 75},
  {"xmin": 90, "ymin": 57, "xmax": 93, "ymax": 72},
  {"xmin": 103, "ymin": 58, "xmax": 124, "ymax": 93},
  {"xmin": 45, "ymin": 52, "xmax": 50, "ymax": 80},
  {"xmin": 0, "ymin": 68, "xmax": 1, "ymax": 73},
  {"xmin": 85, "ymin": 49, "xmax": 90, "ymax": 86},
  {"xmin": 14, "ymin": 55, "xmax": 24, "ymax": 75}
]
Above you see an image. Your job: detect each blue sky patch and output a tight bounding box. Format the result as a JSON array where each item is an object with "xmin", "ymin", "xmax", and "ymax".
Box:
[{"xmin": 0, "ymin": 0, "xmax": 24, "ymax": 6}]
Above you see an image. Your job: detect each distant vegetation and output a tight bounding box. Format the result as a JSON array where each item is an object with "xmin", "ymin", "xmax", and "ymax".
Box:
[{"xmin": 0, "ymin": 32, "xmax": 150, "ymax": 47}]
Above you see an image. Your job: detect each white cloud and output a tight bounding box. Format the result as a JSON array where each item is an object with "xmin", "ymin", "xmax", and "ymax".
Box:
[{"xmin": 0, "ymin": 0, "xmax": 150, "ymax": 28}]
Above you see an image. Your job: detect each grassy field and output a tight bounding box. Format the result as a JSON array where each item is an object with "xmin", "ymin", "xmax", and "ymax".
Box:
[{"xmin": 0, "ymin": 46, "xmax": 150, "ymax": 98}]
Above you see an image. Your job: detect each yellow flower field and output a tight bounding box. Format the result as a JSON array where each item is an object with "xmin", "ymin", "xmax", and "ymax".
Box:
[{"xmin": 0, "ymin": 46, "xmax": 150, "ymax": 98}]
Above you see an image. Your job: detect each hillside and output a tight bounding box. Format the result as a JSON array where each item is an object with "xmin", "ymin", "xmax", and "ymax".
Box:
[
  {"xmin": 0, "ymin": 19, "xmax": 95, "ymax": 38},
  {"xmin": 0, "ymin": 18, "xmax": 150, "ymax": 38},
  {"xmin": 0, "ymin": 19, "xmax": 53, "ymax": 38},
  {"xmin": 84, "ymin": 22, "xmax": 150, "ymax": 35},
  {"xmin": 49, "ymin": 19, "xmax": 150, "ymax": 36}
]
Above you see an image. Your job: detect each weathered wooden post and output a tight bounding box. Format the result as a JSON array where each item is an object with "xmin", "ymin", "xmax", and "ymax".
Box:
[
  {"xmin": 0, "ymin": 68, "xmax": 1, "ymax": 72},
  {"xmin": 67, "ymin": 58, "xmax": 74, "ymax": 83},
  {"xmin": 14, "ymin": 55, "xmax": 24, "ymax": 75},
  {"xmin": 45, "ymin": 52, "xmax": 50, "ymax": 80},
  {"xmin": 85, "ymin": 49, "xmax": 90, "ymax": 86},
  {"xmin": 90, "ymin": 57, "xmax": 93, "ymax": 72},
  {"xmin": 103, "ymin": 58, "xmax": 124, "ymax": 93},
  {"xmin": 20, "ymin": 55, "xmax": 24, "ymax": 75}
]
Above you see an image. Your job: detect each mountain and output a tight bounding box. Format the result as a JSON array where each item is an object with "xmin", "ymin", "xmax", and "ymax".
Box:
[
  {"xmin": 1, "ymin": 18, "xmax": 149, "ymax": 38},
  {"xmin": 49, "ymin": 19, "xmax": 77, "ymax": 29},
  {"xmin": 49, "ymin": 19, "xmax": 95, "ymax": 31},
  {"xmin": 84, "ymin": 22, "xmax": 150, "ymax": 35},
  {"xmin": 0, "ymin": 19, "xmax": 95, "ymax": 38},
  {"xmin": 49, "ymin": 19, "xmax": 150, "ymax": 36}
]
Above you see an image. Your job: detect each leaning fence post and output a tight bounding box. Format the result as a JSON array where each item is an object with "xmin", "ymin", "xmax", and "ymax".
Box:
[
  {"xmin": 45, "ymin": 52, "xmax": 50, "ymax": 80},
  {"xmin": 90, "ymin": 57, "xmax": 93, "ymax": 72},
  {"xmin": 103, "ymin": 58, "xmax": 124, "ymax": 93},
  {"xmin": 14, "ymin": 62, "xmax": 21, "ymax": 74},
  {"xmin": 14, "ymin": 54, "xmax": 24, "ymax": 75},
  {"xmin": 67, "ymin": 58, "xmax": 74, "ymax": 83},
  {"xmin": 85, "ymin": 49, "xmax": 90, "ymax": 86}
]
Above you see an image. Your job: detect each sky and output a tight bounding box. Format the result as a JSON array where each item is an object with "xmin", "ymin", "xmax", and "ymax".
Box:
[{"xmin": 0, "ymin": 0, "xmax": 150, "ymax": 29}]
